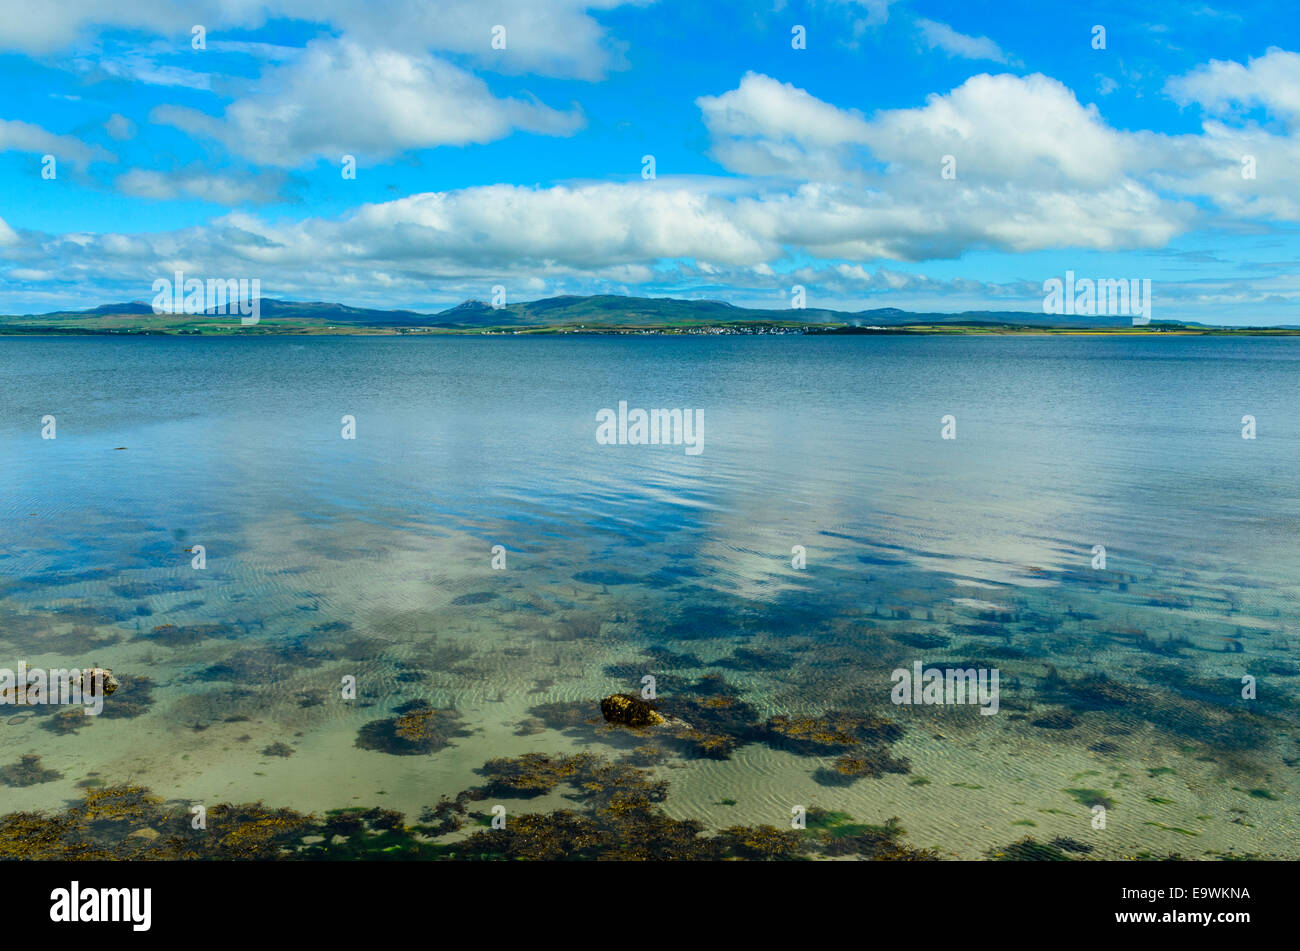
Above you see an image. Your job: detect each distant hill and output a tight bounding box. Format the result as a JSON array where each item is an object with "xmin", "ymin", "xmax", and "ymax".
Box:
[
  {"xmin": 425, "ymin": 294, "xmax": 1106, "ymax": 329},
  {"xmin": 0, "ymin": 293, "xmax": 1276, "ymax": 334},
  {"xmin": 430, "ymin": 295, "xmax": 1206, "ymax": 330}
]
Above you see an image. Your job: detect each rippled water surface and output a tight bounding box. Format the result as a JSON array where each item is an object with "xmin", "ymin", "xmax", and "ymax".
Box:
[{"xmin": 2, "ymin": 335, "xmax": 1297, "ymax": 858}]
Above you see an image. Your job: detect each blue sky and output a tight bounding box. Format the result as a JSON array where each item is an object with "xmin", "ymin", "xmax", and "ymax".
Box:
[{"xmin": 1, "ymin": 0, "xmax": 1299, "ymax": 323}]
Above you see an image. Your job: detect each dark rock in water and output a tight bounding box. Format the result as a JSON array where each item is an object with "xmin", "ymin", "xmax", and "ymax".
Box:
[
  {"xmin": 0, "ymin": 754, "xmax": 63, "ymax": 787},
  {"xmin": 600, "ymin": 693, "xmax": 664, "ymax": 727},
  {"xmin": 892, "ymin": 631, "xmax": 950, "ymax": 650},
  {"xmin": 451, "ymin": 591, "xmax": 497, "ymax": 606},
  {"xmin": 355, "ymin": 701, "xmax": 471, "ymax": 755},
  {"xmin": 574, "ymin": 569, "xmax": 642, "ymax": 586},
  {"xmin": 81, "ymin": 667, "xmax": 119, "ymax": 697},
  {"xmin": 514, "ymin": 716, "xmax": 546, "ymax": 736},
  {"xmin": 1031, "ymin": 709, "xmax": 1079, "ymax": 730},
  {"xmin": 97, "ymin": 674, "xmax": 154, "ymax": 719}
]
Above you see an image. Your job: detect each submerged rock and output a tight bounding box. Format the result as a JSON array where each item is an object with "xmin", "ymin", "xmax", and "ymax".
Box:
[{"xmin": 600, "ymin": 694, "xmax": 665, "ymax": 728}]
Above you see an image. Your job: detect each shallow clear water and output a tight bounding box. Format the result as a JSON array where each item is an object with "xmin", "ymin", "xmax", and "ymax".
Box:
[{"xmin": 2, "ymin": 335, "xmax": 1297, "ymax": 858}]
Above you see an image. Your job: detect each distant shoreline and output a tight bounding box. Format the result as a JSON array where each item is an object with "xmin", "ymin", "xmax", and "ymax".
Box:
[
  {"xmin": 4, "ymin": 294, "xmax": 1296, "ymax": 335},
  {"xmin": 0, "ymin": 324, "xmax": 1297, "ymax": 337}
]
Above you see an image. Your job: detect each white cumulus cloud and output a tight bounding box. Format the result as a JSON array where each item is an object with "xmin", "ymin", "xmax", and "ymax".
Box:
[{"xmin": 153, "ymin": 39, "xmax": 584, "ymax": 167}]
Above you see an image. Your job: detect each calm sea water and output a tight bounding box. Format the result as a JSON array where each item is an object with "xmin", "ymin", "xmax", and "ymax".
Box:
[{"xmin": 2, "ymin": 335, "xmax": 1297, "ymax": 858}]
